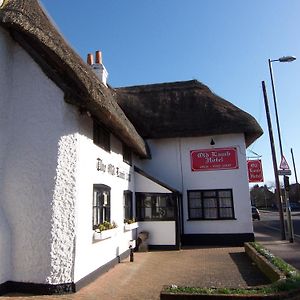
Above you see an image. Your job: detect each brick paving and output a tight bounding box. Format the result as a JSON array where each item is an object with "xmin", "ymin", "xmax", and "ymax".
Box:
[{"xmin": 2, "ymin": 247, "xmax": 269, "ymax": 300}]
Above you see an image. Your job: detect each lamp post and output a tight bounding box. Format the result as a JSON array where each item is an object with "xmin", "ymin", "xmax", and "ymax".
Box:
[{"xmin": 268, "ymin": 56, "xmax": 296, "ymax": 242}]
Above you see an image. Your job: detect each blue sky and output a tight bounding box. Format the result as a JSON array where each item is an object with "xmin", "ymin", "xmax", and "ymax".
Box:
[{"xmin": 40, "ymin": 0, "xmax": 300, "ymax": 186}]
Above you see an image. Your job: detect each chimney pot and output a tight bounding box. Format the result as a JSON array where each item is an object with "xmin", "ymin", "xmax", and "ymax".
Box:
[
  {"xmin": 95, "ymin": 50, "xmax": 102, "ymax": 64},
  {"xmin": 87, "ymin": 53, "xmax": 94, "ymax": 65}
]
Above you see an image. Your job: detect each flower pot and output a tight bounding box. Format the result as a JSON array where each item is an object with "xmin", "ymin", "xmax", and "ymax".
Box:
[
  {"xmin": 94, "ymin": 227, "xmax": 118, "ymax": 241},
  {"xmin": 124, "ymin": 222, "xmax": 139, "ymax": 231}
]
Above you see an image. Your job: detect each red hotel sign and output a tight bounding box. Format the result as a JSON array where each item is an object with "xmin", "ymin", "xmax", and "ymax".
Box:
[
  {"xmin": 190, "ymin": 147, "xmax": 239, "ymax": 171},
  {"xmin": 247, "ymin": 159, "xmax": 264, "ymax": 183}
]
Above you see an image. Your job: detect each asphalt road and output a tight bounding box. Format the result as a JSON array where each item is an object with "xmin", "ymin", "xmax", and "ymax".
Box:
[{"xmin": 253, "ymin": 210, "xmax": 300, "ymax": 240}]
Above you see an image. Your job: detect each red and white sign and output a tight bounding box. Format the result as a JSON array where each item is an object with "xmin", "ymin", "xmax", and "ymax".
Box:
[
  {"xmin": 190, "ymin": 147, "xmax": 239, "ymax": 171},
  {"xmin": 279, "ymin": 155, "xmax": 290, "ymax": 170},
  {"xmin": 247, "ymin": 159, "xmax": 264, "ymax": 183}
]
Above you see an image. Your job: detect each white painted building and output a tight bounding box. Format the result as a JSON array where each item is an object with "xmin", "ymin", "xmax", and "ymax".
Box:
[{"xmin": 0, "ymin": 0, "xmax": 263, "ymax": 295}]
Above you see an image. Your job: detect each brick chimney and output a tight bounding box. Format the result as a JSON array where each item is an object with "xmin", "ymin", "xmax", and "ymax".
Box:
[{"xmin": 87, "ymin": 51, "xmax": 108, "ymax": 87}]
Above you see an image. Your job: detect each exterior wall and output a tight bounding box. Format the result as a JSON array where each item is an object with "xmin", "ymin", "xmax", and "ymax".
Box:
[
  {"xmin": 73, "ymin": 124, "xmax": 136, "ymax": 283},
  {"xmin": 138, "ymin": 221, "xmax": 176, "ymax": 245},
  {"xmin": 0, "ymin": 28, "xmax": 79, "ymax": 284},
  {"xmin": 136, "ymin": 134, "xmax": 253, "ymax": 236},
  {"xmin": 0, "ymin": 28, "xmax": 13, "ymax": 284},
  {"xmin": 135, "ymin": 172, "xmax": 171, "ymax": 193},
  {"xmin": 134, "ymin": 171, "xmax": 176, "ymax": 246}
]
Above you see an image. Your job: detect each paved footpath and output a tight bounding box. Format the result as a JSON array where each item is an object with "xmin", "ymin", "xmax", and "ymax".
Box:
[
  {"xmin": 2, "ymin": 247, "xmax": 268, "ymax": 300},
  {"xmin": 255, "ymin": 226, "xmax": 300, "ymax": 271}
]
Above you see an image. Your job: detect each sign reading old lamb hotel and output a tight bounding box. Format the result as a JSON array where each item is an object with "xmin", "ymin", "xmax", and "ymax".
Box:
[{"xmin": 0, "ymin": 0, "xmax": 263, "ymax": 296}]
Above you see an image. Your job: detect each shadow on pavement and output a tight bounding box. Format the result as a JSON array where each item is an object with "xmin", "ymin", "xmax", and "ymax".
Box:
[{"xmin": 229, "ymin": 252, "xmax": 270, "ymax": 286}]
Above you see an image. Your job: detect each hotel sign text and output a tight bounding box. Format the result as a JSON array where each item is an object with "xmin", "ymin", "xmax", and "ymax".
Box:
[
  {"xmin": 96, "ymin": 158, "xmax": 131, "ymax": 181},
  {"xmin": 190, "ymin": 147, "xmax": 239, "ymax": 171}
]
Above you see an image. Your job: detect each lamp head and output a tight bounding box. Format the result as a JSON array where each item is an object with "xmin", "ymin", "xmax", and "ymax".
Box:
[{"xmin": 278, "ymin": 56, "xmax": 296, "ymax": 63}]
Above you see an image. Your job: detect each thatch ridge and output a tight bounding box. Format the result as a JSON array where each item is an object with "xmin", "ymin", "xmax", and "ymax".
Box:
[
  {"xmin": 0, "ymin": 0, "xmax": 148, "ymax": 158},
  {"xmin": 116, "ymin": 80, "xmax": 263, "ymax": 147}
]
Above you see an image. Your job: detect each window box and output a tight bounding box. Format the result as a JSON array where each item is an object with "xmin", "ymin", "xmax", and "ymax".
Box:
[
  {"xmin": 93, "ymin": 227, "xmax": 118, "ymax": 241},
  {"xmin": 124, "ymin": 222, "xmax": 139, "ymax": 231}
]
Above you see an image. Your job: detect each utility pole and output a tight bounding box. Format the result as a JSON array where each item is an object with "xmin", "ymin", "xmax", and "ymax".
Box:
[
  {"xmin": 262, "ymin": 81, "xmax": 286, "ymax": 240},
  {"xmin": 291, "ymin": 148, "xmax": 300, "ymax": 201}
]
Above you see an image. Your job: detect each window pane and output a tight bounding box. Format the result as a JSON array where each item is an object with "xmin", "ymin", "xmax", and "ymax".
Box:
[
  {"xmin": 219, "ymin": 198, "xmax": 232, "ymax": 208},
  {"xmin": 165, "ymin": 207, "xmax": 175, "ymax": 218},
  {"xmin": 218, "ymin": 190, "xmax": 231, "ymax": 198},
  {"xmin": 220, "ymin": 208, "xmax": 233, "ymax": 218},
  {"xmin": 190, "ymin": 208, "xmax": 202, "ymax": 219},
  {"xmin": 189, "ymin": 191, "xmax": 201, "ymax": 199},
  {"xmin": 203, "ymin": 198, "xmax": 217, "ymax": 219},
  {"xmin": 143, "ymin": 196, "xmax": 152, "ymax": 207},
  {"xmin": 93, "ymin": 185, "xmax": 111, "ymax": 228},
  {"xmin": 204, "ymin": 198, "xmax": 217, "ymax": 208},
  {"xmin": 124, "ymin": 191, "xmax": 133, "ymax": 220},
  {"xmin": 203, "ymin": 191, "xmax": 216, "ymax": 197},
  {"xmin": 204, "ymin": 208, "xmax": 218, "ymax": 219}
]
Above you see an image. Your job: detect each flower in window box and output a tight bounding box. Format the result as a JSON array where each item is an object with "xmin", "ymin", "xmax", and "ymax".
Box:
[
  {"xmin": 124, "ymin": 218, "xmax": 138, "ymax": 231},
  {"xmin": 94, "ymin": 221, "xmax": 118, "ymax": 240}
]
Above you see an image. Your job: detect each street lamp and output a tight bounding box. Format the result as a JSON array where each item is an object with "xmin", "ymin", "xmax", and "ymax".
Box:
[
  {"xmin": 268, "ymin": 56, "xmax": 296, "ymax": 157},
  {"xmin": 268, "ymin": 55, "xmax": 296, "ymax": 242}
]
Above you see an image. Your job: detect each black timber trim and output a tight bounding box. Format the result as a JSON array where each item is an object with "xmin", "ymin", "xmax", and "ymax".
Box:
[
  {"xmin": 0, "ymin": 249, "xmax": 130, "ymax": 296},
  {"xmin": 0, "ymin": 281, "xmax": 75, "ymax": 295},
  {"xmin": 181, "ymin": 233, "xmax": 254, "ymax": 247},
  {"xmin": 148, "ymin": 245, "xmax": 180, "ymax": 251}
]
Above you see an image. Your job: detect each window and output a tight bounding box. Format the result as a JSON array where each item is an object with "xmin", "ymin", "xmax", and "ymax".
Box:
[
  {"xmin": 136, "ymin": 193, "xmax": 176, "ymax": 221},
  {"xmin": 188, "ymin": 189, "xmax": 234, "ymax": 220},
  {"xmin": 93, "ymin": 121, "xmax": 110, "ymax": 152},
  {"xmin": 92, "ymin": 185, "xmax": 111, "ymax": 229},
  {"xmin": 124, "ymin": 190, "xmax": 133, "ymax": 221},
  {"xmin": 122, "ymin": 143, "xmax": 132, "ymax": 165}
]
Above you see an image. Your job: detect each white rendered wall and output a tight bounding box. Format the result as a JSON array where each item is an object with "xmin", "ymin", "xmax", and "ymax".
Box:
[
  {"xmin": 74, "ymin": 124, "xmax": 136, "ymax": 282},
  {"xmin": 135, "ymin": 172, "xmax": 172, "ymax": 193},
  {"xmin": 0, "ymin": 28, "xmax": 13, "ymax": 284},
  {"xmin": 0, "ymin": 28, "xmax": 79, "ymax": 284},
  {"xmin": 138, "ymin": 221, "xmax": 176, "ymax": 245},
  {"xmin": 136, "ymin": 134, "xmax": 253, "ymax": 235}
]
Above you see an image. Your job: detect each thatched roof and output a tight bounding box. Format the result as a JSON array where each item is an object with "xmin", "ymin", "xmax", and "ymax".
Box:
[
  {"xmin": 116, "ymin": 80, "xmax": 263, "ymax": 147},
  {"xmin": 0, "ymin": 0, "xmax": 148, "ymax": 158}
]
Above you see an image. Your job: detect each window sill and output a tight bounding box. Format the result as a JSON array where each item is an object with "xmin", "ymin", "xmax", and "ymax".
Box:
[
  {"xmin": 93, "ymin": 227, "xmax": 118, "ymax": 241},
  {"xmin": 124, "ymin": 222, "xmax": 139, "ymax": 231}
]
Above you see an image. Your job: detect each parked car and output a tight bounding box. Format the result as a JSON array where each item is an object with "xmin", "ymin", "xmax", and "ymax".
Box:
[
  {"xmin": 290, "ymin": 203, "xmax": 300, "ymax": 211},
  {"xmin": 252, "ymin": 206, "xmax": 260, "ymax": 220}
]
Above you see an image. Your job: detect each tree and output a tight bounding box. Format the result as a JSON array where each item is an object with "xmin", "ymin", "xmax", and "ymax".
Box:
[{"xmin": 250, "ymin": 184, "xmax": 275, "ymax": 208}]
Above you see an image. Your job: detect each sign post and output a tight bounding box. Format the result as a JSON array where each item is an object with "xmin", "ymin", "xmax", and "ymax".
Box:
[{"xmin": 278, "ymin": 156, "xmax": 294, "ymax": 243}]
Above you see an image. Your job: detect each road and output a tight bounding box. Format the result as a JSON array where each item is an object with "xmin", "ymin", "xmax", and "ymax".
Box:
[
  {"xmin": 253, "ymin": 210, "xmax": 300, "ymax": 240},
  {"xmin": 253, "ymin": 209, "xmax": 300, "ymax": 270}
]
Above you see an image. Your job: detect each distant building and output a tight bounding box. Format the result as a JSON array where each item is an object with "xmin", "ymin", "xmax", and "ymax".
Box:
[{"xmin": 0, "ymin": 0, "xmax": 263, "ymax": 295}]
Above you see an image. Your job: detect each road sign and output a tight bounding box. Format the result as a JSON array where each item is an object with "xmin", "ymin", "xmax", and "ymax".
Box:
[
  {"xmin": 278, "ymin": 169, "xmax": 291, "ymax": 176},
  {"xmin": 279, "ymin": 155, "xmax": 290, "ymax": 170}
]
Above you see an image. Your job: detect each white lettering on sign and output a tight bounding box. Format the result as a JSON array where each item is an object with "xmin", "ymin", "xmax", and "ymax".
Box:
[{"xmin": 191, "ymin": 147, "xmax": 238, "ymax": 172}]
